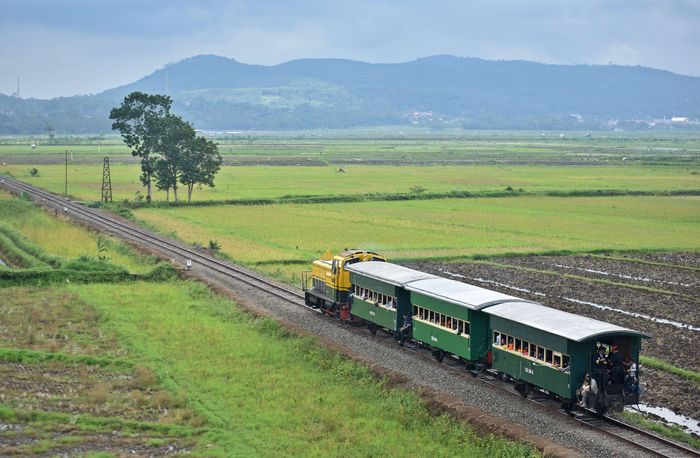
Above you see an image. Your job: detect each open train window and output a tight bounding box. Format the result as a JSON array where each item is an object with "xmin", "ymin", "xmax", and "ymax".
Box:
[
  {"xmin": 545, "ymin": 349, "xmax": 553, "ymax": 364},
  {"xmin": 530, "ymin": 344, "xmax": 537, "ymax": 358},
  {"xmin": 537, "ymin": 346, "xmax": 545, "ymax": 361},
  {"xmin": 515, "ymin": 338, "xmax": 522, "ymax": 352},
  {"xmin": 493, "ymin": 332, "xmax": 501, "ymax": 346},
  {"xmin": 553, "ymin": 353, "xmax": 562, "ymax": 368},
  {"xmin": 562, "ymin": 355, "xmax": 570, "ymax": 372},
  {"xmin": 521, "ymin": 341, "xmax": 529, "ymax": 355}
]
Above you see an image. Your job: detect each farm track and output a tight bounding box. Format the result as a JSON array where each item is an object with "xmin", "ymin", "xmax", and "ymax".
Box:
[{"xmin": 1, "ymin": 175, "xmax": 698, "ymax": 457}]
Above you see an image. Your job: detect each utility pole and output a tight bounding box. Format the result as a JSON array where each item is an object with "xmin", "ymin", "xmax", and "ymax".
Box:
[{"xmin": 64, "ymin": 150, "xmax": 68, "ymax": 196}]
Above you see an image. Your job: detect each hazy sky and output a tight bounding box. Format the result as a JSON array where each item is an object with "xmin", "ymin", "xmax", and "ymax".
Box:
[{"xmin": 1, "ymin": 0, "xmax": 699, "ymax": 99}]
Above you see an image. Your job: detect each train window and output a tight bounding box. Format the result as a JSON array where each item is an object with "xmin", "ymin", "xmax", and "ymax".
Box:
[
  {"xmin": 429, "ymin": 310, "xmax": 434, "ymax": 322},
  {"xmin": 545, "ymin": 349, "xmax": 553, "ymax": 364},
  {"xmin": 515, "ymin": 338, "xmax": 522, "ymax": 352},
  {"xmin": 464, "ymin": 321, "xmax": 470, "ymax": 336},
  {"xmin": 521, "ymin": 341, "xmax": 529, "ymax": 355},
  {"xmin": 537, "ymin": 347, "xmax": 545, "ymax": 361},
  {"xmin": 493, "ymin": 332, "xmax": 500, "ymax": 346},
  {"xmin": 553, "ymin": 353, "xmax": 561, "ymax": 368},
  {"xmin": 529, "ymin": 344, "xmax": 536, "ymax": 358},
  {"xmin": 452, "ymin": 319, "xmax": 458, "ymax": 331},
  {"xmin": 562, "ymin": 355, "xmax": 570, "ymax": 372},
  {"xmin": 507, "ymin": 336, "xmax": 514, "ymax": 351},
  {"xmin": 445, "ymin": 317, "xmax": 451, "ymax": 328}
]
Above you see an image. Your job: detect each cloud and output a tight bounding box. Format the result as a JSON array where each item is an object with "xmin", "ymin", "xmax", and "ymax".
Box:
[{"xmin": 1, "ymin": 0, "xmax": 698, "ymax": 98}]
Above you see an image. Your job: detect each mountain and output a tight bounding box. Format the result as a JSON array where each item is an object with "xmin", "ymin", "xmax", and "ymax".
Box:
[{"xmin": 2, "ymin": 54, "xmax": 699, "ymax": 134}]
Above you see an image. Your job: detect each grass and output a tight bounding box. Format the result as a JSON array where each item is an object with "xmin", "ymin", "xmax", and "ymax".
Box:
[
  {"xmin": 618, "ymin": 409, "xmax": 700, "ymax": 450},
  {"xmin": 133, "ymin": 195, "xmax": 700, "ymax": 283},
  {"xmin": 0, "ymin": 190, "xmax": 158, "ymax": 273},
  {"xmin": 641, "ymin": 356, "xmax": 700, "ymax": 385},
  {"xmin": 4, "ymin": 163, "xmax": 699, "ymax": 203},
  {"xmin": 68, "ymin": 281, "xmax": 538, "ymax": 457}
]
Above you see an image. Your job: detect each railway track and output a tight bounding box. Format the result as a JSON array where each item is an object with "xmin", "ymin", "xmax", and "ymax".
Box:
[
  {"xmin": 0, "ymin": 176, "xmax": 308, "ymax": 310},
  {"xmin": 1, "ymin": 175, "xmax": 698, "ymax": 457}
]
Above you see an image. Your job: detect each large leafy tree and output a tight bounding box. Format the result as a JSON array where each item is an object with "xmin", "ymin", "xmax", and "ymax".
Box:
[
  {"xmin": 180, "ymin": 136, "xmax": 222, "ymax": 202},
  {"xmin": 152, "ymin": 114, "xmax": 196, "ymax": 202},
  {"xmin": 109, "ymin": 92, "xmax": 172, "ymax": 203}
]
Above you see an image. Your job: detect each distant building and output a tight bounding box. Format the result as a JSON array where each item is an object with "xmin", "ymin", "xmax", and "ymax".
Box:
[{"xmin": 671, "ymin": 117, "xmax": 689, "ymax": 125}]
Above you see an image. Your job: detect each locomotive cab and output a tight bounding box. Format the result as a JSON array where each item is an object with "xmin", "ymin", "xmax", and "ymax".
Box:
[{"xmin": 304, "ymin": 249, "xmax": 386, "ymax": 316}]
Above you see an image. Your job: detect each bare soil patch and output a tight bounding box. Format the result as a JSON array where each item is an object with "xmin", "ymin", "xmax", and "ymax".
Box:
[{"xmin": 408, "ymin": 253, "xmax": 700, "ymax": 421}]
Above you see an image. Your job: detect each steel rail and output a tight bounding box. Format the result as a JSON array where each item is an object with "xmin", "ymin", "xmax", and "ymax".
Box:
[
  {"xmin": 1, "ymin": 175, "xmax": 697, "ymax": 457},
  {"xmin": 0, "ymin": 176, "xmax": 309, "ymax": 309}
]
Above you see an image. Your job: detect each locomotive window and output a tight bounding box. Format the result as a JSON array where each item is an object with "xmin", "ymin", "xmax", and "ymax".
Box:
[
  {"xmin": 545, "ymin": 349, "xmax": 553, "ymax": 364},
  {"xmin": 331, "ymin": 260, "xmax": 337, "ymax": 274}
]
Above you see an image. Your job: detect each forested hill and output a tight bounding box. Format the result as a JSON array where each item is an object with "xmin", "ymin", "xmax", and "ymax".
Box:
[{"xmin": 2, "ymin": 54, "xmax": 700, "ymax": 134}]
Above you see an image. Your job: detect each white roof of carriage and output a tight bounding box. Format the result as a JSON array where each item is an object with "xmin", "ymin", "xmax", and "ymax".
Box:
[
  {"xmin": 484, "ymin": 301, "xmax": 650, "ymax": 342},
  {"xmin": 346, "ymin": 262, "xmax": 437, "ymax": 286},
  {"xmin": 405, "ymin": 277, "xmax": 535, "ymax": 310}
]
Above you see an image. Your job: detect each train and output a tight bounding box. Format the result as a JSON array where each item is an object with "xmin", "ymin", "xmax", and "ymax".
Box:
[{"xmin": 303, "ymin": 250, "xmax": 649, "ymax": 413}]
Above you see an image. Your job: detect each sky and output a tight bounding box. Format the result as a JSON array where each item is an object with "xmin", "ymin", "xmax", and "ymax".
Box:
[{"xmin": 1, "ymin": 0, "xmax": 699, "ymax": 99}]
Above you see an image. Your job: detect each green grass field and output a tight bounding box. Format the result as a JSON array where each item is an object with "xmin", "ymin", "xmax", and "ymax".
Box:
[
  {"xmin": 0, "ymin": 190, "xmax": 156, "ymax": 273},
  {"xmin": 3, "ymin": 163, "xmax": 699, "ymax": 203},
  {"xmin": 0, "ymin": 279, "xmax": 539, "ymax": 456},
  {"xmin": 133, "ymin": 195, "xmax": 700, "ymax": 282}
]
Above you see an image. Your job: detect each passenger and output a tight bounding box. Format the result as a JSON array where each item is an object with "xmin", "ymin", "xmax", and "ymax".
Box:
[
  {"xmin": 398, "ymin": 313, "xmax": 412, "ymax": 343},
  {"xmin": 622, "ymin": 356, "xmax": 632, "ymax": 373},
  {"xmin": 609, "ymin": 346, "xmax": 624, "ymax": 367},
  {"xmin": 386, "ymin": 298, "xmax": 395, "ymax": 309},
  {"xmin": 577, "ymin": 373, "xmax": 598, "ymax": 408},
  {"xmin": 624, "ymin": 373, "xmax": 639, "ymax": 395},
  {"xmin": 610, "ymin": 364, "xmax": 625, "ymax": 385}
]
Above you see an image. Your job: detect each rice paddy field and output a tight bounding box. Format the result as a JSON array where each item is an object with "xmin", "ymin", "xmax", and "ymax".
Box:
[
  {"xmin": 132, "ymin": 195, "xmax": 700, "ymax": 283},
  {"xmin": 2, "ymin": 163, "xmax": 699, "ymax": 203}
]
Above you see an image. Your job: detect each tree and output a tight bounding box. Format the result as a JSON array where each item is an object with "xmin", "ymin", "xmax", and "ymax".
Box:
[
  {"xmin": 179, "ymin": 136, "xmax": 222, "ymax": 202},
  {"xmin": 109, "ymin": 92, "xmax": 172, "ymax": 203},
  {"xmin": 152, "ymin": 114, "xmax": 195, "ymax": 202}
]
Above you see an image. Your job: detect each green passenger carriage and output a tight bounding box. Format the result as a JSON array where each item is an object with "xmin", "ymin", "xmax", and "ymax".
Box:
[
  {"xmin": 405, "ymin": 278, "xmax": 535, "ymax": 363},
  {"xmin": 484, "ymin": 302, "xmax": 649, "ymax": 409},
  {"xmin": 346, "ymin": 262, "xmax": 436, "ymax": 334}
]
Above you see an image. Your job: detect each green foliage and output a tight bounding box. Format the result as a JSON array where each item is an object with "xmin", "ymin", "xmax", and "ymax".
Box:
[
  {"xmin": 640, "ymin": 355, "xmax": 700, "ymax": 385},
  {"xmin": 207, "ymin": 240, "xmax": 221, "ymax": 252},
  {"xmin": 28, "ymin": 167, "xmax": 39, "ymax": 177},
  {"xmin": 0, "ymin": 347, "xmax": 132, "ymax": 368}
]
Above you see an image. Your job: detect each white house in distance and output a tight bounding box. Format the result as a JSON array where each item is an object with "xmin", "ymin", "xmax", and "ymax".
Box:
[{"xmin": 671, "ymin": 116, "xmax": 689, "ymax": 125}]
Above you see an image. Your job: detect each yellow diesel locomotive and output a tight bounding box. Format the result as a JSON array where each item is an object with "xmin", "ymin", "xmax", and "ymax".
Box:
[{"xmin": 303, "ymin": 249, "xmax": 386, "ymax": 320}]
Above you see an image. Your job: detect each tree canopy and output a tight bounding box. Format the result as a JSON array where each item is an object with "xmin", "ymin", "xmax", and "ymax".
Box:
[{"xmin": 110, "ymin": 91, "xmax": 221, "ymax": 203}]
